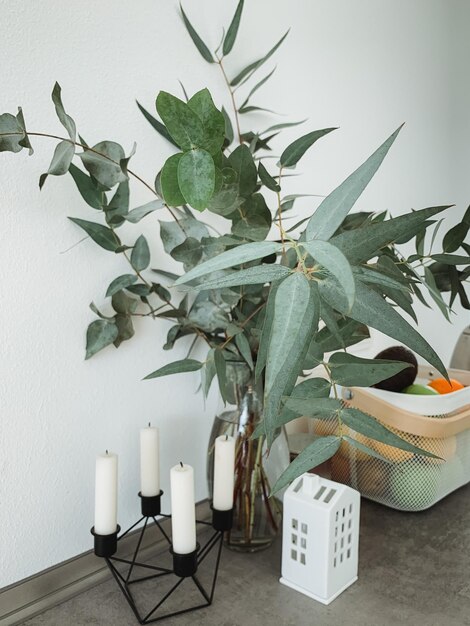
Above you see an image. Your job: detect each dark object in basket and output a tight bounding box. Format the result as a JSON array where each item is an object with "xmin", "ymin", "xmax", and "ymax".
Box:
[{"xmin": 373, "ymin": 345, "xmax": 418, "ymax": 392}]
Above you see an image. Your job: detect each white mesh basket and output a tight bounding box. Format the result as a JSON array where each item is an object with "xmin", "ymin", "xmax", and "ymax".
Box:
[{"xmin": 312, "ymin": 366, "xmax": 470, "ymax": 512}]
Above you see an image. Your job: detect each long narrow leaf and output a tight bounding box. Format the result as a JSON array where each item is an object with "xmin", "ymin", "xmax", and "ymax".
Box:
[
  {"xmin": 136, "ymin": 101, "xmax": 179, "ymax": 148},
  {"xmin": 180, "ymin": 4, "xmax": 214, "ymax": 63},
  {"xmin": 223, "ymin": 0, "xmax": 244, "ymax": 55},
  {"xmin": 230, "ymin": 30, "xmax": 289, "ymax": 86},
  {"xmin": 174, "ymin": 241, "xmax": 283, "ymax": 285},
  {"xmin": 183, "ymin": 264, "xmax": 291, "ymax": 291},
  {"xmin": 272, "ymin": 436, "xmax": 341, "ymax": 494},
  {"xmin": 301, "ymin": 240, "xmax": 355, "ymax": 310},
  {"xmin": 144, "ymin": 358, "xmax": 202, "ymax": 379},
  {"xmin": 280, "ymin": 128, "xmax": 337, "ymax": 169},
  {"xmin": 305, "ymin": 125, "xmax": 403, "ymax": 241},
  {"xmin": 318, "ymin": 277, "xmax": 448, "ymax": 378}
]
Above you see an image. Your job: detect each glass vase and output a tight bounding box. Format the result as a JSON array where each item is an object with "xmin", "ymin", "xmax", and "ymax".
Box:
[{"xmin": 207, "ymin": 362, "xmax": 290, "ymax": 552}]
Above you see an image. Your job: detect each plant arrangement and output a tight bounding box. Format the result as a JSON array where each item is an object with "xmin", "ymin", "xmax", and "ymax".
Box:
[{"xmin": 1, "ymin": 0, "xmax": 469, "ymax": 502}]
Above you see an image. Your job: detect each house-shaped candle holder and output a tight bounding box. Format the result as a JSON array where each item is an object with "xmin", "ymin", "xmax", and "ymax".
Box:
[{"xmin": 280, "ymin": 473, "xmax": 360, "ymax": 605}]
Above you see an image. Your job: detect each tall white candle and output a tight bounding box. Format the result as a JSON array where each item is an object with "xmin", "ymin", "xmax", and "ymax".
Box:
[
  {"xmin": 170, "ymin": 463, "xmax": 196, "ymax": 554},
  {"xmin": 213, "ymin": 435, "xmax": 235, "ymax": 511},
  {"xmin": 140, "ymin": 424, "xmax": 160, "ymax": 497},
  {"xmin": 94, "ymin": 451, "xmax": 118, "ymax": 535}
]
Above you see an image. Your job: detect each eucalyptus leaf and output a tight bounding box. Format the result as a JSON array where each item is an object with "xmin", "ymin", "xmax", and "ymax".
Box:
[
  {"xmin": 68, "ymin": 217, "xmax": 120, "ymax": 252},
  {"xmin": 284, "ymin": 396, "xmax": 342, "ymax": 417},
  {"xmin": 156, "ymin": 91, "xmax": 205, "ymax": 151},
  {"xmin": 231, "ymin": 193, "xmax": 272, "ymax": 241},
  {"xmin": 159, "ymin": 217, "xmax": 209, "ymax": 255},
  {"xmin": 144, "ymin": 358, "xmax": 203, "ymax": 379},
  {"xmin": 214, "ymin": 349, "xmax": 228, "ymax": 402},
  {"xmin": 239, "ymin": 67, "xmax": 276, "ymax": 110},
  {"xmin": 235, "ymin": 333, "xmax": 254, "ymax": 369},
  {"xmin": 301, "ymin": 240, "xmax": 355, "ymax": 310},
  {"xmin": 136, "ymin": 101, "xmax": 180, "ymax": 148},
  {"xmin": 443, "ymin": 206, "xmax": 470, "ymax": 252},
  {"xmin": 126, "ymin": 200, "xmax": 164, "ymax": 223},
  {"xmin": 131, "ymin": 235, "xmax": 150, "ymax": 271},
  {"xmin": 230, "ymin": 30, "xmax": 289, "ymax": 86},
  {"xmin": 39, "ymin": 140, "xmax": 75, "ymax": 189},
  {"xmin": 85, "ymin": 319, "xmax": 118, "ymax": 359},
  {"xmin": 264, "ymin": 274, "xmax": 318, "ymax": 443},
  {"xmin": 106, "ymin": 274, "xmax": 138, "ymax": 297},
  {"xmin": 331, "ymin": 205, "xmax": 450, "ymax": 264},
  {"xmin": 342, "ymin": 435, "xmax": 391, "ymax": 463},
  {"xmin": 271, "ymin": 436, "xmax": 341, "ymax": 494},
  {"xmin": 341, "ymin": 407, "xmax": 439, "ymax": 458},
  {"xmin": 431, "ymin": 254, "xmax": 470, "ymax": 266},
  {"xmin": 80, "ymin": 141, "xmax": 127, "ymax": 188},
  {"xmin": 113, "ymin": 314, "xmax": 135, "ymax": 347},
  {"xmin": 202, "ymin": 349, "xmax": 217, "ymax": 398},
  {"xmin": 183, "ymin": 264, "xmax": 290, "ymax": 291},
  {"xmin": 161, "ymin": 153, "xmax": 185, "ymax": 206},
  {"xmin": 222, "ymin": 107, "xmax": 234, "ymax": 144},
  {"xmin": 305, "ymin": 125, "xmax": 403, "ymax": 241},
  {"xmin": 328, "ymin": 352, "xmax": 411, "ymax": 387},
  {"xmin": 177, "ymin": 148, "xmax": 215, "ymax": 211},
  {"xmin": 280, "ymin": 127, "xmax": 336, "ymax": 168},
  {"xmin": 223, "ymin": 0, "xmax": 244, "ymax": 55},
  {"xmin": 174, "ymin": 241, "xmax": 283, "ymax": 285},
  {"xmin": 69, "ymin": 164, "xmax": 104, "ymax": 209},
  {"xmin": 258, "ymin": 162, "xmax": 280, "ymax": 191},
  {"xmin": 187, "ymin": 88, "xmax": 225, "ymax": 154},
  {"xmin": 318, "ymin": 276, "xmax": 447, "ymax": 378},
  {"xmin": 227, "ymin": 144, "xmax": 257, "ymax": 198},
  {"xmin": 0, "ymin": 113, "xmax": 25, "ymax": 153},
  {"xmin": 180, "ymin": 4, "xmax": 214, "ymax": 63},
  {"xmin": 51, "ymin": 82, "xmax": 76, "ymax": 140}
]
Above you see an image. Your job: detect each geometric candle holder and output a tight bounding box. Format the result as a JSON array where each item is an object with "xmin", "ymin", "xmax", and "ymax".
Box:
[{"xmin": 91, "ymin": 491, "xmax": 233, "ymax": 624}]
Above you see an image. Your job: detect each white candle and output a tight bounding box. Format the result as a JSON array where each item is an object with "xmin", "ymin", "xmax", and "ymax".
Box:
[
  {"xmin": 140, "ymin": 424, "xmax": 160, "ymax": 497},
  {"xmin": 213, "ymin": 435, "xmax": 235, "ymax": 511},
  {"xmin": 94, "ymin": 451, "xmax": 118, "ymax": 535},
  {"xmin": 170, "ymin": 462, "xmax": 196, "ymax": 554}
]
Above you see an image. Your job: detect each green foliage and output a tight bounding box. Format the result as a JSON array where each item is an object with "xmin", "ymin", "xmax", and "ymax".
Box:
[
  {"xmin": 280, "ymin": 128, "xmax": 336, "ymax": 168},
  {"xmin": 223, "ymin": 0, "xmax": 244, "ymax": 55},
  {"xmin": 180, "ymin": 4, "xmax": 214, "ymax": 63},
  {"xmin": 144, "ymin": 358, "xmax": 203, "ymax": 379},
  {"xmin": 2, "ymin": 9, "xmax": 469, "ymax": 497},
  {"xmin": 305, "ymin": 125, "xmax": 403, "ymax": 241},
  {"xmin": 68, "ymin": 217, "xmax": 120, "ymax": 252}
]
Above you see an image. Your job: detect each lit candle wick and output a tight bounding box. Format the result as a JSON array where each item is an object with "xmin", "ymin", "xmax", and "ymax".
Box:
[
  {"xmin": 106, "ymin": 449, "xmax": 108, "ymax": 455},
  {"xmin": 180, "ymin": 461, "xmax": 184, "ymax": 468},
  {"xmin": 225, "ymin": 435, "xmax": 228, "ymax": 441},
  {"xmin": 148, "ymin": 422, "xmax": 151, "ymax": 428}
]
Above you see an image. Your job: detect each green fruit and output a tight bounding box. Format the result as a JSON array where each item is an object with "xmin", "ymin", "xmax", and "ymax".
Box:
[
  {"xmin": 390, "ymin": 463, "xmax": 440, "ymax": 510},
  {"xmin": 402, "ymin": 384, "xmax": 439, "ymax": 395},
  {"xmin": 373, "ymin": 345, "xmax": 418, "ymax": 392}
]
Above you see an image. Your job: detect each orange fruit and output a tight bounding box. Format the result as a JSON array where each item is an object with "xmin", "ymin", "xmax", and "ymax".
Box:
[{"xmin": 428, "ymin": 378, "xmax": 465, "ymax": 394}]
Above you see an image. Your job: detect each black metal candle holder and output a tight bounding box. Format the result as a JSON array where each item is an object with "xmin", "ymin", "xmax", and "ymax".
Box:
[{"xmin": 91, "ymin": 491, "xmax": 233, "ymax": 624}]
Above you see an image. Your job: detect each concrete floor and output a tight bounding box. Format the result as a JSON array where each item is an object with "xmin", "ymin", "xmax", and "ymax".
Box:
[{"xmin": 25, "ymin": 483, "xmax": 470, "ymax": 626}]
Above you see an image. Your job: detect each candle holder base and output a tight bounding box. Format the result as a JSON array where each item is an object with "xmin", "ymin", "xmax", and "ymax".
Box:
[
  {"xmin": 91, "ymin": 526, "xmax": 121, "ymax": 558},
  {"xmin": 211, "ymin": 507, "xmax": 233, "ymax": 532},
  {"xmin": 95, "ymin": 506, "xmax": 225, "ymax": 624},
  {"xmin": 139, "ymin": 490, "xmax": 163, "ymax": 517}
]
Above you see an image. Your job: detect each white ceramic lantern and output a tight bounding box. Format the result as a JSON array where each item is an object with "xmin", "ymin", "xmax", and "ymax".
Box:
[{"xmin": 280, "ymin": 473, "xmax": 360, "ymax": 605}]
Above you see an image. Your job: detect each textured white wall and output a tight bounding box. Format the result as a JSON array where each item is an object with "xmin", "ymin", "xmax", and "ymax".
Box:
[{"xmin": 0, "ymin": 0, "xmax": 467, "ymax": 587}]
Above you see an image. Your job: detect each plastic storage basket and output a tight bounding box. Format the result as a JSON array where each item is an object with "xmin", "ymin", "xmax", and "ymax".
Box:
[{"xmin": 312, "ymin": 366, "xmax": 470, "ymax": 511}]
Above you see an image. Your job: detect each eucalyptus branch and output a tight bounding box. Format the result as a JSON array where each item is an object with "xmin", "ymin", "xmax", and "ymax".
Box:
[
  {"xmin": 219, "ymin": 301, "xmax": 266, "ymax": 352},
  {"xmin": 276, "ymin": 166, "xmax": 286, "ymax": 250},
  {"xmin": 0, "ymin": 130, "xmax": 185, "ymax": 231}
]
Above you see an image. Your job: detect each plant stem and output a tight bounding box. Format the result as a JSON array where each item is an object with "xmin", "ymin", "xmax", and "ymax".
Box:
[
  {"xmin": 219, "ymin": 301, "xmax": 266, "ymax": 352},
  {"xmin": 216, "ymin": 56, "xmax": 242, "ymax": 144},
  {"xmin": 276, "ymin": 166, "xmax": 285, "ymax": 251},
  {"xmin": 0, "ymin": 130, "xmax": 185, "ymax": 231}
]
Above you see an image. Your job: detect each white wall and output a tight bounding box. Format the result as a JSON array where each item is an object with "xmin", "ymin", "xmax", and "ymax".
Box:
[{"xmin": 0, "ymin": 0, "xmax": 468, "ymax": 587}]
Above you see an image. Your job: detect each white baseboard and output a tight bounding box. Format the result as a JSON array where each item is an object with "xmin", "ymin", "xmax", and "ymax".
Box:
[{"xmin": 0, "ymin": 501, "xmax": 211, "ymax": 626}]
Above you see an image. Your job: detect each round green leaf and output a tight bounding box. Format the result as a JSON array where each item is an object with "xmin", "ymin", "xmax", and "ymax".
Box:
[{"xmin": 177, "ymin": 148, "xmax": 215, "ymax": 211}]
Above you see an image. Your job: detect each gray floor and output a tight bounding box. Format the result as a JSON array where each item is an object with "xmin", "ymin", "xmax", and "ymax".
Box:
[{"xmin": 25, "ymin": 484, "xmax": 470, "ymax": 626}]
